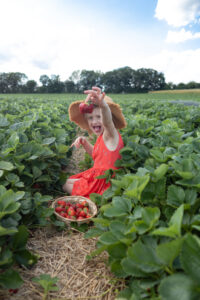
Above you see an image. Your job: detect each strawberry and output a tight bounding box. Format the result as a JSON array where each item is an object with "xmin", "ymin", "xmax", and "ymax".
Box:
[
  {"xmin": 79, "ymin": 102, "xmax": 94, "ymax": 114},
  {"xmin": 86, "ymin": 215, "xmax": 92, "ymax": 218},
  {"xmin": 9, "ymin": 289, "xmax": 18, "ymax": 294},
  {"xmin": 57, "ymin": 200, "xmax": 66, "ymax": 207},
  {"xmin": 79, "ymin": 210, "xmax": 86, "ymax": 218},
  {"xmin": 81, "ymin": 200, "xmax": 89, "ymax": 207},
  {"xmin": 55, "ymin": 207, "xmax": 63, "ymax": 213},
  {"xmin": 67, "ymin": 207, "xmax": 76, "ymax": 216},
  {"xmin": 76, "ymin": 207, "xmax": 82, "ymax": 215},
  {"xmin": 33, "ymin": 183, "xmax": 40, "ymax": 189},
  {"xmin": 76, "ymin": 203, "xmax": 84, "ymax": 209},
  {"xmin": 60, "ymin": 212, "xmax": 67, "ymax": 218}
]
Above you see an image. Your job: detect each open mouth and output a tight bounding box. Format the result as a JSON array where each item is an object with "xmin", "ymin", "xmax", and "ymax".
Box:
[{"xmin": 92, "ymin": 125, "xmax": 102, "ymax": 133}]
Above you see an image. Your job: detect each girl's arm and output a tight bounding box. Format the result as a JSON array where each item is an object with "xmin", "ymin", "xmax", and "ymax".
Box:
[
  {"xmin": 71, "ymin": 136, "xmax": 93, "ymax": 156},
  {"xmin": 84, "ymin": 87, "xmax": 117, "ymax": 139}
]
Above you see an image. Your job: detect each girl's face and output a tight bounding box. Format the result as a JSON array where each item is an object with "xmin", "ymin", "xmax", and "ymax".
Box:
[{"xmin": 85, "ymin": 107, "xmax": 104, "ymax": 136}]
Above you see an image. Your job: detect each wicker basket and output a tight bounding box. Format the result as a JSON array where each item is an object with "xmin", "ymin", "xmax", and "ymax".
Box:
[{"xmin": 52, "ymin": 195, "xmax": 97, "ymax": 225}]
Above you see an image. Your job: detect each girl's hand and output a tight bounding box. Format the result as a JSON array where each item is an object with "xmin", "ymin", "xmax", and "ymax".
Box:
[
  {"xmin": 70, "ymin": 136, "xmax": 86, "ymax": 148},
  {"xmin": 84, "ymin": 86, "xmax": 106, "ymax": 108}
]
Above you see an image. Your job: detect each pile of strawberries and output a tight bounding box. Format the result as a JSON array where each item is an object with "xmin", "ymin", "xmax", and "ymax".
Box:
[{"xmin": 55, "ymin": 199, "xmax": 92, "ymax": 220}]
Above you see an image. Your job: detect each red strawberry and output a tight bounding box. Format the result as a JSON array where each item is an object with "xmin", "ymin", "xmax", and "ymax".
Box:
[
  {"xmin": 55, "ymin": 207, "xmax": 63, "ymax": 213},
  {"xmin": 82, "ymin": 200, "xmax": 89, "ymax": 207},
  {"xmin": 60, "ymin": 212, "xmax": 67, "ymax": 217},
  {"xmin": 67, "ymin": 207, "xmax": 76, "ymax": 216},
  {"xmin": 79, "ymin": 102, "xmax": 94, "ymax": 114},
  {"xmin": 9, "ymin": 289, "xmax": 18, "ymax": 294},
  {"xmin": 33, "ymin": 183, "xmax": 40, "ymax": 189},
  {"xmin": 57, "ymin": 200, "xmax": 66, "ymax": 207},
  {"xmin": 76, "ymin": 203, "xmax": 84, "ymax": 209},
  {"xmin": 79, "ymin": 210, "xmax": 86, "ymax": 218}
]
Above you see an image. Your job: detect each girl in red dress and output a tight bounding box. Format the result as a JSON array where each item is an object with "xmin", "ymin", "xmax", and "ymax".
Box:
[{"xmin": 62, "ymin": 87, "xmax": 126, "ymax": 198}]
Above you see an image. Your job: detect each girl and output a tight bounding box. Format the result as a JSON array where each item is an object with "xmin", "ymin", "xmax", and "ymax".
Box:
[{"xmin": 62, "ymin": 86, "xmax": 126, "ymax": 198}]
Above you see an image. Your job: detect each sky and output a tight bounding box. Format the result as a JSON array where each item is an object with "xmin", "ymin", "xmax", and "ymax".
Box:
[{"xmin": 0, "ymin": 0, "xmax": 200, "ymax": 85}]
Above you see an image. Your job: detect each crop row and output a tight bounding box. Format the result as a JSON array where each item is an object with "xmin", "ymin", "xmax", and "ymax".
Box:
[
  {"xmin": 0, "ymin": 96, "xmax": 77, "ymax": 290},
  {"xmin": 86, "ymin": 100, "xmax": 200, "ymax": 299}
]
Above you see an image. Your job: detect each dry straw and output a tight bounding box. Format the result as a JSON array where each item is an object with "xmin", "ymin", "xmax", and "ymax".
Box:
[{"xmin": 1, "ymin": 228, "xmax": 126, "ymax": 299}]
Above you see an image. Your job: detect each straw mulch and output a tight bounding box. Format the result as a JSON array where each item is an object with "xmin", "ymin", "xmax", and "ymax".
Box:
[{"xmin": 2, "ymin": 226, "xmax": 125, "ymax": 300}]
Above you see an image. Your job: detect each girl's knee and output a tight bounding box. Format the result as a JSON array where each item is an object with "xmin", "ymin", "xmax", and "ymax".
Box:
[{"xmin": 62, "ymin": 179, "xmax": 73, "ymax": 193}]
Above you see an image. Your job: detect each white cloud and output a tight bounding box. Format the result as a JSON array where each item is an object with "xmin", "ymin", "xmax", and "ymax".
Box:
[
  {"xmin": 145, "ymin": 49, "xmax": 200, "ymax": 83},
  {"xmin": 166, "ymin": 28, "xmax": 200, "ymax": 43},
  {"xmin": 155, "ymin": 0, "xmax": 200, "ymax": 27}
]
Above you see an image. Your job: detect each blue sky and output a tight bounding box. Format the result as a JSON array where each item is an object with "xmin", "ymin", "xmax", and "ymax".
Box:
[{"xmin": 0, "ymin": 0, "xmax": 200, "ymax": 84}]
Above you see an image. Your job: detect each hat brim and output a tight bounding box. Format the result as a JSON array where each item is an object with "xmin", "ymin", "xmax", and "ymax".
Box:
[{"xmin": 68, "ymin": 96, "xmax": 126, "ymax": 134}]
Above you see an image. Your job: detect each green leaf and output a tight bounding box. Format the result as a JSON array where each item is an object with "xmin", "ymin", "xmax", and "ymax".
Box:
[
  {"xmin": 167, "ymin": 185, "xmax": 185, "ymax": 207},
  {"xmin": 0, "ymin": 249, "xmax": 13, "ymax": 266},
  {"xmin": 124, "ymin": 175, "xmax": 150, "ymax": 200},
  {"xmin": 185, "ymin": 189, "xmax": 197, "ymax": 206},
  {"xmin": 110, "ymin": 260, "xmax": 127, "ymax": 278},
  {"xmin": 156, "ymin": 238, "xmax": 183, "ymax": 268},
  {"xmin": 0, "ymin": 269, "xmax": 23, "ymax": 289},
  {"xmin": 11, "ymin": 225, "xmax": 29, "ymax": 250},
  {"xmin": 127, "ymin": 240, "xmax": 163, "ymax": 273},
  {"xmin": 121, "ymin": 257, "xmax": 148, "ymax": 277},
  {"xmin": 107, "ymin": 242, "xmax": 127, "ymax": 259},
  {"xmin": 109, "ymin": 221, "xmax": 128, "ymax": 240},
  {"xmin": 0, "ymin": 225, "xmax": 18, "ymax": 236},
  {"xmin": 104, "ymin": 206, "xmax": 127, "ymax": 218},
  {"xmin": 84, "ymin": 227, "xmax": 105, "ymax": 238},
  {"xmin": 99, "ymin": 232, "xmax": 119, "ymax": 245},
  {"xmin": 142, "ymin": 207, "xmax": 160, "ymax": 229},
  {"xmin": 42, "ymin": 137, "xmax": 56, "ymax": 145},
  {"xmin": 113, "ymin": 196, "xmax": 132, "ymax": 213},
  {"xmin": 32, "ymin": 274, "xmax": 59, "ymax": 294},
  {"xmin": 8, "ymin": 132, "xmax": 19, "ymax": 148},
  {"xmin": 0, "ymin": 115, "xmax": 9, "ymax": 127},
  {"xmin": 181, "ymin": 233, "xmax": 200, "ymax": 283},
  {"xmin": 159, "ymin": 274, "xmax": 199, "ymax": 300},
  {"xmin": 14, "ymin": 249, "xmax": 38, "ymax": 267},
  {"xmin": 152, "ymin": 205, "xmax": 184, "ymax": 238},
  {"xmin": 0, "ymin": 161, "xmax": 14, "ymax": 171},
  {"xmin": 152, "ymin": 163, "xmax": 168, "ymax": 182},
  {"xmin": 32, "ymin": 166, "xmax": 42, "ymax": 178}
]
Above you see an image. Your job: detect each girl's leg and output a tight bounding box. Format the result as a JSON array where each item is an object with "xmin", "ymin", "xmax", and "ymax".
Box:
[{"xmin": 62, "ymin": 178, "xmax": 79, "ymax": 194}]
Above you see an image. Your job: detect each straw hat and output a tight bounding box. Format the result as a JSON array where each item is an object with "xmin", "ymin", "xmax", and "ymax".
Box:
[{"xmin": 68, "ymin": 96, "xmax": 126, "ymax": 134}]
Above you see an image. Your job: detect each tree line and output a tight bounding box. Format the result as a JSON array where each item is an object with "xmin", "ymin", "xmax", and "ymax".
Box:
[{"xmin": 0, "ymin": 67, "xmax": 200, "ymax": 94}]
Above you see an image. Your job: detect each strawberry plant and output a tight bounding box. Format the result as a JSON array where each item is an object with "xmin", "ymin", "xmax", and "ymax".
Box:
[{"xmin": 85, "ymin": 99, "xmax": 200, "ymax": 299}]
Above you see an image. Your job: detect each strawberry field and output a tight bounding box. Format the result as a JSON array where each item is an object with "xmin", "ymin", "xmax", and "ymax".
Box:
[{"xmin": 1, "ymin": 91, "xmax": 200, "ymax": 299}]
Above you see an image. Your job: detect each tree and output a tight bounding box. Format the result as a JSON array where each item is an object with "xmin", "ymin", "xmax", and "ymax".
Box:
[
  {"xmin": 64, "ymin": 80, "xmax": 76, "ymax": 93},
  {"xmin": 132, "ymin": 68, "xmax": 166, "ymax": 92},
  {"xmin": 78, "ymin": 70, "xmax": 103, "ymax": 92},
  {"xmin": 0, "ymin": 73, "xmax": 9, "ymax": 93},
  {"xmin": 39, "ymin": 75, "xmax": 50, "ymax": 92},
  {"xmin": 23, "ymin": 80, "xmax": 37, "ymax": 93},
  {"xmin": 102, "ymin": 67, "xmax": 134, "ymax": 93},
  {"xmin": 3, "ymin": 72, "xmax": 27, "ymax": 93},
  {"xmin": 47, "ymin": 75, "xmax": 65, "ymax": 93}
]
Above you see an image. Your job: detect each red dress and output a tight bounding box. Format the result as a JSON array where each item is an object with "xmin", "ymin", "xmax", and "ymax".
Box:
[{"xmin": 69, "ymin": 131, "xmax": 124, "ymax": 198}]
